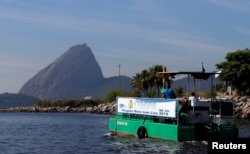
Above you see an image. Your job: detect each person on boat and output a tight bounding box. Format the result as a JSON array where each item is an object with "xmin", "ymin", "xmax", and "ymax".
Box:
[
  {"xmin": 165, "ymin": 82, "xmax": 176, "ymax": 99},
  {"xmin": 160, "ymin": 84, "xmax": 166, "ymax": 98},
  {"xmin": 160, "ymin": 90, "xmax": 166, "ymax": 98},
  {"xmin": 188, "ymin": 92, "xmax": 200, "ymax": 106}
]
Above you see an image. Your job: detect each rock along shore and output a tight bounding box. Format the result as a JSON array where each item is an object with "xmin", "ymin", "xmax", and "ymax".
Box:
[
  {"xmin": 233, "ymin": 96, "xmax": 250, "ymax": 119},
  {"xmin": 0, "ymin": 96, "xmax": 249, "ymax": 119},
  {"xmin": 0, "ymin": 102, "xmax": 117, "ymax": 115}
]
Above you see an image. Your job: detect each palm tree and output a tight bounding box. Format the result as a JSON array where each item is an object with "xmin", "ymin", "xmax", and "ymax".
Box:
[
  {"xmin": 131, "ymin": 65, "xmax": 164, "ymax": 97},
  {"xmin": 147, "ymin": 65, "xmax": 164, "ymax": 97},
  {"xmin": 148, "ymin": 65, "xmax": 164, "ymax": 87},
  {"xmin": 131, "ymin": 70, "xmax": 149, "ymax": 96},
  {"xmin": 131, "ymin": 73, "xmax": 143, "ymax": 91}
]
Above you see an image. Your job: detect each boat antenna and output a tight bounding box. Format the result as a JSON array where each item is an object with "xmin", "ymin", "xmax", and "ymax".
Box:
[{"xmin": 202, "ymin": 62, "xmax": 205, "ymax": 73}]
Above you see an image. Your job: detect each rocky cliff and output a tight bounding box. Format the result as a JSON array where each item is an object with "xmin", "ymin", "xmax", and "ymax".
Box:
[{"xmin": 19, "ymin": 43, "xmax": 131, "ymax": 100}]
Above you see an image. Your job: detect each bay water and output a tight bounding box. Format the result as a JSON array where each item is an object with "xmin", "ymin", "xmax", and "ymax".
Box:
[{"xmin": 0, "ymin": 113, "xmax": 249, "ymax": 154}]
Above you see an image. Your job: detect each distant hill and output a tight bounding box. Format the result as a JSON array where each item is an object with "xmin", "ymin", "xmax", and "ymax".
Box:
[
  {"xmin": 19, "ymin": 43, "xmax": 132, "ymax": 100},
  {"xmin": 0, "ymin": 93, "xmax": 40, "ymax": 108}
]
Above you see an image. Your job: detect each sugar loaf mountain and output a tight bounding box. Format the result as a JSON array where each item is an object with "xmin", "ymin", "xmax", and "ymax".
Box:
[{"xmin": 18, "ymin": 43, "xmax": 132, "ymax": 100}]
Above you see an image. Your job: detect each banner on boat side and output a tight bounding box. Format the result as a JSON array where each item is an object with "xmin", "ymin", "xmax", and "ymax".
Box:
[{"xmin": 117, "ymin": 97, "xmax": 177, "ymax": 118}]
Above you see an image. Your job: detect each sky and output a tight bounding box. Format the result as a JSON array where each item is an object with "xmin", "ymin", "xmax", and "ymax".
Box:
[{"xmin": 0, "ymin": 0, "xmax": 250, "ymax": 94}]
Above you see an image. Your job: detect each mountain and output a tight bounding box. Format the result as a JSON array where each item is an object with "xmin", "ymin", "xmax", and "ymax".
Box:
[
  {"xmin": 19, "ymin": 43, "xmax": 132, "ymax": 100},
  {"xmin": 0, "ymin": 93, "xmax": 40, "ymax": 108}
]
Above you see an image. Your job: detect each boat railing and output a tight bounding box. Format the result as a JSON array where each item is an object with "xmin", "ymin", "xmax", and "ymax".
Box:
[
  {"xmin": 118, "ymin": 112, "xmax": 178, "ymax": 125},
  {"xmin": 186, "ymin": 106, "xmax": 211, "ymax": 123},
  {"xmin": 199, "ymin": 98, "xmax": 235, "ymax": 124}
]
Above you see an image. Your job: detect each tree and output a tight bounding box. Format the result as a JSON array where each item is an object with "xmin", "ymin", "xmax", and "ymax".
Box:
[
  {"xmin": 127, "ymin": 89, "xmax": 141, "ymax": 97},
  {"xmin": 104, "ymin": 90, "xmax": 126, "ymax": 103},
  {"xmin": 131, "ymin": 65, "xmax": 164, "ymax": 97},
  {"xmin": 174, "ymin": 86, "xmax": 184, "ymax": 98},
  {"xmin": 203, "ymin": 90, "xmax": 217, "ymax": 98},
  {"xmin": 216, "ymin": 48, "xmax": 250, "ymax": 95}
]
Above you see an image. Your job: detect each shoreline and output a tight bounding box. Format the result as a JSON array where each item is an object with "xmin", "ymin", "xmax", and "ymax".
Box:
[
  {"xmin": 0, "ymin": 102, "xmax": 116, "ymax": 115},
  {"xmin": 0, "ymin": 96, "xmax": 249, "ymax": 119}
]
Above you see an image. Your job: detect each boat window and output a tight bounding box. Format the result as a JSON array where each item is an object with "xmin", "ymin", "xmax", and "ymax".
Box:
[{"xmin": 220, "ymin": 101, "xmax": 234, "ymax": 117}]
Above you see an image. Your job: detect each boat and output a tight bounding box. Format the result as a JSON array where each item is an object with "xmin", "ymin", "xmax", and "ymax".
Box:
[{"xmin": 108, "ymin": 67, "xmax": 239, "ymax": 141}]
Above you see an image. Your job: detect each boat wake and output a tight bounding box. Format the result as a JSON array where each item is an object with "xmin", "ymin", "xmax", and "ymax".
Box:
[{"xmin": 103, "ymin": 132, "xmax": 113, "ymax": 137}]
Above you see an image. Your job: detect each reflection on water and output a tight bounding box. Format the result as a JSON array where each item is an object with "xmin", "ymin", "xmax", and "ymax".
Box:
[
  {"xmin": 0, "ymin": 113, "xmax": 248, "ymax": 154},
  {"xmin": 107, "ymin": 136, "xmax": 208, "ymax": 154},
  {"xmin": 236, "ymin": 119, "xmax": 250, "ymax": 138}
]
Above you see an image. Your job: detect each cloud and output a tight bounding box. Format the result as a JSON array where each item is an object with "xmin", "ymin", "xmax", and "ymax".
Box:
[
  {"xmin": 0, "ymin": 8, "xmax": 145, "ymax": 40},
  {"xmin": 238, "ymin": 27, "xmax": 250, "ymax": 36},
  {"xmin": 152, "ymin": 36, "xmax": 229, "ymax": 54},
  {"xmin": 209, "ymin": 0, "xmax": 250, "ymax": 13},
  {"xmin": 0, "ymin": 54, "xmax": 44, "ymax": 73},
  {"xmin": 0, "ymin": 0, "xmax": 183, "ymax": 40},
  {"xmin": 0, "ymin": 54, "xmax": 45, "ymax": 93}
]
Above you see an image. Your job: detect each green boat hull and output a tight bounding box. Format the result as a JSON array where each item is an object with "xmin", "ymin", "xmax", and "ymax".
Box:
[
  {"xmin": 109, "ymin": 97, "xmax": 239, "ymax": 141},
  {"xmin": 109, "ymin": 117, "xmax": 179, "ymax": 141},
  {"xmin": 109, "ymin": 115, "xmax": 238, "ymax": 141}
]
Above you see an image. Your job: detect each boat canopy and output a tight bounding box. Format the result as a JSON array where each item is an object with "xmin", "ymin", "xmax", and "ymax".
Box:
[{"xmin": 156, "ymin": 71, "xmax": 220, "ymax": 80}]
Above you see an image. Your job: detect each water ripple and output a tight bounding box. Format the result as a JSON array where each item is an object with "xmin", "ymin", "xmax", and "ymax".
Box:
[{"xmin": 0, "ymin": 113, "xmax": 249, "ymax": 154}]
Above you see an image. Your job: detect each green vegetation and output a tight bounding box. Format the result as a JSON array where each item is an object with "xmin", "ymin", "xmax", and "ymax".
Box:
[
  {"xmin": 34, "ymin": 98, "xmax": 103, "ymax": 108},
  {"xmin": 174, "ymin": 86, "xmax": 184, "ymax": 98},
  {"xmin": 216, "ymin": 48, "xmax": 250, "ymax": 95},
  {"xmin": 203, "ymin": 90, "xmax": 217, "ymax": 98},
  {"xmin": 104, "ymin": 89, "xmax": 142, "ymax": 103},
  {"xmin": 126, "ymin": 48, "xmax": 250, "ymax": 98},
  {"xmin": 104, "ymin": 90, "xmax": 126, "ymax": 103},
  {"xmin": 131, "ymin": 65, "xmax": 164, "ymax": 97}
]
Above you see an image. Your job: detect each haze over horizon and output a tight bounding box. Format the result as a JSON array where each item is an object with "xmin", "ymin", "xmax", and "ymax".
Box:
[{"xmin": 1, "ymin": 0, "xmax": 250, "ymax": 93}]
